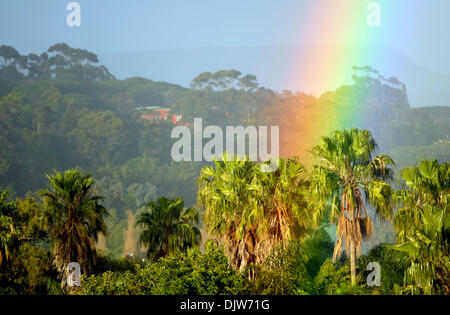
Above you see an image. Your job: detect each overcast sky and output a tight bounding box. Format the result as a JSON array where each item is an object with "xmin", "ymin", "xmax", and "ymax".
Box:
[{"xmin": 0, "ymin": 1, "xmax": 449, "ymax": 73}]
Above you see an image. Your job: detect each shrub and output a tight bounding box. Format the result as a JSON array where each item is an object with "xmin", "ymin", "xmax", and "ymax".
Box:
[
  {"xmin": 93, "ymin": 254, "xmax": 143, "ymax": 274},
  {"xmin": 0, "ymin": 243, "xmax": 62, "ymax": 295},
  {"xmin": 314, "ymin": 259, "xmax": 351, "ymax": 295},
  {"xmin": 252, "ymin": 227, "xmax": 334, "ymax": 295},
  {"xmin": 73, "ymin": 241, "xmax": 252, "ymax": 295},
  {"xmin": 357, "ymin": 244, "xmax": 409, "ymax": 294}
]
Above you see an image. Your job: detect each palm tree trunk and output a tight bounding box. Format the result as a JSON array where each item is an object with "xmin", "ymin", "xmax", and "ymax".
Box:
[{"xmin": 350, "ymin": 239, "xmax": 357, "ymax": 286}]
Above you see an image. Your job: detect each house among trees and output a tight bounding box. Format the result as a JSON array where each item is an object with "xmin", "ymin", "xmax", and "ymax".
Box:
[{"xmin": 137, "ymin": 106, "xmax": 184, "ymax": 125}]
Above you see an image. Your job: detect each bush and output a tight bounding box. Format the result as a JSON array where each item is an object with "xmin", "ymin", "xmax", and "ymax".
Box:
[
  {"xmin": 314, "ymin": 258, "xmax": 351, "ymax": 295},
  {"xmin": 313, "ymin": 244, "xmax": 409, "ymax": 295},
  {"xmin": 252, "ymin": 227, "xmax": 334, "ymax": 295},
  {"xmin": 73, "ymin": 241, "xmax": 252, "ymax": 295},
  {"xmin": 313, "ymin": 257, "xmax": 374, "ymax": 295},
  {"xmin": 93, "ymin": 254, "xmax": 143, "ymax": 274},
  {"xmin": 357, "ymin": 244, "xmax": 409, "ymax": 294},
  {"xmin": 0, "ymin": 243, "xmax": 62, "ymax": 295}
]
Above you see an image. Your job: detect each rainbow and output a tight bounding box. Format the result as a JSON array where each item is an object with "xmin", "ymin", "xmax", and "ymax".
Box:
[{"xmin": 267, "ymin": 0, "xmax": 405, "ymax": 163}]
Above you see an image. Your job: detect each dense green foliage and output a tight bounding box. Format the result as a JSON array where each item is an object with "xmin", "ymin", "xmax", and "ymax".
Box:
[
  {"xmin": 252, "ymin": 227, "xmax": 334, "ymax": 294},
  {"xmin": 392, "ymin": 160, "xmax": 449, "ymax": 294},
  {"xmin": 0, "ymin": 192, "xmax": 60, "ymax": 294},
  {"xmin": 73, "ymin": 242, "xmax": 251, "ymax": 295}
]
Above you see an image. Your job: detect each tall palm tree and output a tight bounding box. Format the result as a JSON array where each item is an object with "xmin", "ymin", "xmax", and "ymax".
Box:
[
  {"xmin": 310, "ymin": 129, "xmax": 395, "ymax": 285},
  {"xmin": 41, "ymin": 169, "xmax": 107, "ymax": 288},
  {"xmin": 137, "ymin": 196, "xmax": 201, "ymax": 261},
  {"xmin": 198, "ymin": 154, "xmax": 309, "ymax": 273},
  {"xmin": 392, "ymin": 159, "xmax": 449, "ymax": 294}
]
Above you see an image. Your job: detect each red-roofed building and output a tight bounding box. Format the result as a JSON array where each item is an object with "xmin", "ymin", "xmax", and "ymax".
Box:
[{"xmin": 137, "ymin": 106, "xmax": 184, "ymax": 125}]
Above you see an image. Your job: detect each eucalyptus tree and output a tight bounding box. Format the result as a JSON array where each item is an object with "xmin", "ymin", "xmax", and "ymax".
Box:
[
  {"xmin": 137, "ymin": 197, "xmax": 201, "ymax": 261},
  {"xmin": 41, "ymin": 169, "xmax": 108, "ymax": 288},
  {"xmin": 198, "ymin": 154, "xmax": 310, "ymax": 273},
  {"xmin": 392, "ymin": 159, "xmax": 449, "ymax": 295},
  {"xmin": 310, "ymin": 129, "xmax": 395, "ymax": 285}
]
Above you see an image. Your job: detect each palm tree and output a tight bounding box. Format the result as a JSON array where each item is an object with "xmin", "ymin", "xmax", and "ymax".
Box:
[
  {"xmin": 392, "ymin": 159, "xmax": 449, "ymax": 294},
  {"xmin": 198, "ymin": 154, "xmax": 309, "ymax": 273},
  {"xmin": 41, "ymin": 169, "xmax": 108, "ymax": 288},
  {"xmin": 137, "ymin": 196, "xmax": 201, "ymax": 261},
  {"xmin": 310, "ymin": 129, "xmax": 395, "ymax": 285}
]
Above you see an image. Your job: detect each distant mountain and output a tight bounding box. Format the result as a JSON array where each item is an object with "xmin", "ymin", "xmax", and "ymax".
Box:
[{"xmin": 100, "ymin": 45, "xmax": 450, "ymax": 108}]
